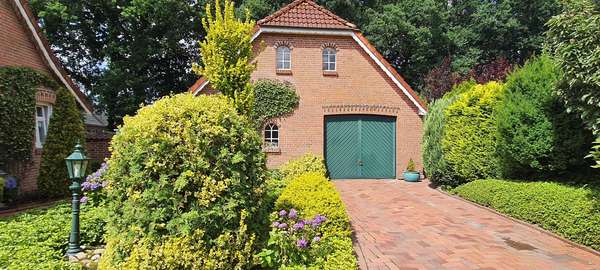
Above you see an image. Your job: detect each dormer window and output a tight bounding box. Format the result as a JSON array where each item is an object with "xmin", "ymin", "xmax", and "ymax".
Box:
[
  {"xmin": 322, "ymin": 47, "xmax": 337, "ymax": 71},
  {"xmin": 276, "ymin": 46, "xmax": 291, "ymax": 70}
]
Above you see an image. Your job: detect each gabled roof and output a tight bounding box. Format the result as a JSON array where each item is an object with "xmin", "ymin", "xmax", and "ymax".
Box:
[
  {"xmin": 189, "ymin": 0, "xmax": 427, "ymax": 115},
  {"xmin": 10, "ymin": 0, "xmax": 101, "ymax": 122},
  {"xmin": 257, "ymin": 0, "xmax": 357, "ymax": 30}
]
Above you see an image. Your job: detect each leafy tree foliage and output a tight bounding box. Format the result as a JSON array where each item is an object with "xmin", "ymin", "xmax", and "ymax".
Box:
[
  {"xmin": 31, "ymin": 0, "xmax": 206, "ymax": 128},
  {"xmin": 546, "ymin": 0, "xmax": 600, "ymax": 132},
  {"xmin": 496, "ymin": 55, "xmax": 593, "ymax": 177},
  {"xmin": 362, "ymin": 0, "xmax": 447, "ymax": 88},
  {"xmin": 194, "ymin": 0, "xmax": 255, "ymax": 116},
  {"xmin": 37, "ymin": 87, "xmax": 86, "ymax": 198}
]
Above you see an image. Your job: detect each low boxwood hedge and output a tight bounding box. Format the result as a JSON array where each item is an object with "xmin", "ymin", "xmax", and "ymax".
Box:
[
  {"xmin": 0, "ymin": 203, "xmax": 107, "ymax": 270},
  {"xmin": 454, "ymin": 179, "xmax": 600, "ymax": 250},
  {"xmin": 275, "ymin": 172, "xmax": 356, "ymax": 269}
]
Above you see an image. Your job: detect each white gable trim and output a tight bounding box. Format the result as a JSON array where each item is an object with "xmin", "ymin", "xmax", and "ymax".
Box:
[
  {"xmin": 13, "ymin": 0, "xmax": 92, "ymax": 115},
  {"xmin": 193, "ymin": 26, "xmax": 427, "ymax": 115}
]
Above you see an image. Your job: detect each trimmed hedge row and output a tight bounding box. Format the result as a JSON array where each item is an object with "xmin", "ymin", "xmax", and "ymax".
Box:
[
  {"xmin": 0, "ymin": 203, "xmax": 107, "ymax": 270},
  {"xmin": 454, "ymin": 179, "xmax": 600, "ymax": 250},
  {"xmin": 275, "ymin": 172, "xmax": 357, "ymax": 269}
]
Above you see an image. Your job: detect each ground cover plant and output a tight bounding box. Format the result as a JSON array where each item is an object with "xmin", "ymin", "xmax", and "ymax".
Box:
[
  {"xmin": 0, "ymin": 203, "xmax": 107, "ymax": 270},
  {"xmin": 454, "ymin": 179, "xmax": 600, "ymax": 250}
]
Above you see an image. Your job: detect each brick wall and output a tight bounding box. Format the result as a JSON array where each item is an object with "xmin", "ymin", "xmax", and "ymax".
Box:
[
  {"xmin": 85, "ymin": 125, "xmax": 113, "ymax": 162},
  {"xmin": 0, "ymin": 0, "xmax": 52, "ymax": 76},
  {"xmin": 250, "ymin": 33, "xmax": 424, "ymax": 178}
]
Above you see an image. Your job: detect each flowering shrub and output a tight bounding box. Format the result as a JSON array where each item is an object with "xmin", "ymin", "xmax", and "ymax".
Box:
[
  {"xmin": 257, "ymin": 209, "xmax": 327, "ymax": 268},
  {"xmin": 0, "ymin": 175, "xmax": 18, "ymax": 204},
  {"xmin": 273, "ymin": 173, "xmax": 357, "ymax": 269},
  {"xmin": 80, "ymin": 162, "xmax": 108, "ymax": 206}
]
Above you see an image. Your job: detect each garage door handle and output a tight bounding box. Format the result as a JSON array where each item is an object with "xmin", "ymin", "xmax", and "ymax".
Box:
[{"xmin": 358, "ymin": 160, "xmax": 363, "ymax": 166}]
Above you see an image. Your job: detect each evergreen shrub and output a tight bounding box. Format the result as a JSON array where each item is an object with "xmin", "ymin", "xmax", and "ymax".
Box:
[
  {"xmin": 422, "ymin": 80, "xmax": 476, "ymax": 186},
  {"xmin": 37, "ymin": 87, "xmax": 86, "ymax": 197},
  {"xmin": 496, "ymin": 55, "xmax": 593, "ymax": 177},
  {"xmin": 99, "ymin": 94, "xmax": 267, "ymax": 269},
  {"xmin": 442, "ymin": 81, "xmax": 504, "ymax": 185}
]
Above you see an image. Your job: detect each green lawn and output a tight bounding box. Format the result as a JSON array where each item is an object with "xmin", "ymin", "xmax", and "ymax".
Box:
[
  {"xmin": 0, "ymin": 202, "xmax": 106, "ymax": 270},
  {"xmin": 453, "ymin": 179, "xmax": 600, "ymax": 250}
]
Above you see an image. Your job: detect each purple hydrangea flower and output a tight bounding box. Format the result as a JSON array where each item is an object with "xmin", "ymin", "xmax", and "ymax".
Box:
[
  {"xmin": 296, "ymin": 238, "xmax": 309, "ymax": 249},
  {"xmin": 279, "ymin": 209, "xmax": 287, "ymax": 217},
  {"xmin": 80, "ymin": 196, "xmax": 88, "ymax": 204},
  {"xmin": 288, "ymin": 208, "xmax": 298, "ymax": 219},
  {"xmin": 272, "ymin": 221, "xmax": 280, "ymax": 228},
  {"xmin": 277, "ymin": 223, "xmax": 288, "ymax": 229},
  {"xmin": 312, "ymin": 236, "xmax": 321, "ymax": 242},
  {"xmin": 292, "ymin": 220, "xmax": 305, "ymax": 231},
  {"xmin": 4, "ymin": 176, "xmax": 17, "ymax": 189}
]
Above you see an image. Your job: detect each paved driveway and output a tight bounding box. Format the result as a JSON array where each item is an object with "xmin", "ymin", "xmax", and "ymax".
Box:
[{"xmin": 334, "ymin": 180, "xmax": 600, "ymax": 270}]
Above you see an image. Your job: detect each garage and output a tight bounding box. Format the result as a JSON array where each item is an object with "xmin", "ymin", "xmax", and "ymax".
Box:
[{"xmin": 325, "ymin": 115, "xmax": 396, "ymax": 179}]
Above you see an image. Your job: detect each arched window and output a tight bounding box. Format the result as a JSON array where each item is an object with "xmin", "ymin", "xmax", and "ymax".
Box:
[
  {"xmin": 276, "ymin": 46, "xmax": 291, "ymax": 70},
  {"xmin": 322, "ymin": 47, "xmax": 336, "ymax": 71},
  {"xmin": 264, "ymin": 123, "xmax": 279, "ymax": 147}
]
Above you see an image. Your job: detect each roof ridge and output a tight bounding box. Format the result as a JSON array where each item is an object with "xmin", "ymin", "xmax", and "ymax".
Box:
[{"xmin": 257, "ymin": 0, "xmax": 357, "ymax": 30}]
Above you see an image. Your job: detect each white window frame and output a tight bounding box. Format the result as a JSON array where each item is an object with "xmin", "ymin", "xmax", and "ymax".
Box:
[
  {"xmin": 264, "ymin": 123, "xmax": 279, "ymax": 148},
  {"xmin": 35, "ymin": 104, "xmax": 52, "ymax": 148},
  {"xmin": 322, "ymin": 47, "xmax": 337, "ymax": 71},
  {"xmin": 276, "ymin": 46, "xmax": 291, "ymax": 70}
]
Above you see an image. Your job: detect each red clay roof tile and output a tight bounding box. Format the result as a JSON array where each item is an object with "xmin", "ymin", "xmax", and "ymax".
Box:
[{"xmin": 257, "ymin": 0, "xmax": 357, "ymax": 30}]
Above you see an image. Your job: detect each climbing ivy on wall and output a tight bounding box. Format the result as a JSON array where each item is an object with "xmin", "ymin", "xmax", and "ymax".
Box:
[
  {"xmin": 0, "ymin": 67, "xmax": 57, "ymax": 165},
  {"xmin": 253, "ymin": 79, "xmax": 299, "ymax": 125}
]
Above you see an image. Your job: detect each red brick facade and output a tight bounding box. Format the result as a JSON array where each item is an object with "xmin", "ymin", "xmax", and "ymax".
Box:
[
  {"xmin": 251, "ymin": 33, "xmax": 424, "ymax": 177},
  {"xmin": 191, "ymin": 0, "xmax": 426, "ymax": 178},
  {"xmin": 1, "ymin": 0, "xmax": 111, "ymax": 195}
]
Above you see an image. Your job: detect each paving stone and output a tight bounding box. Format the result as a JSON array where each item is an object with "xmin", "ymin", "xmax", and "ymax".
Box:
[{"xmin": 334, "ymin": 179, "xmax": 600, "ymax": 270}]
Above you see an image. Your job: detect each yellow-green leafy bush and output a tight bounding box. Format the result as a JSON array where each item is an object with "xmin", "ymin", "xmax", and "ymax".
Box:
[
  {"xmin": 279, "ymin": 153, "xmax": 326, "ymax": 181},
  {"xmin": 274, "ymin": 173, "xmax": 356, "ymax": 269},
  {"xmin": 99, "ymin": 94, "xmax": 267, "ymax": 269},
  {"xmin": 422, "ymin": 80, "xmax": 476, "ymax": 186},
  {"xmin": 442, "ymin": 82, "xmax": 504, "ymax": 186},
  {"xmin": 454, "ymin": 179, "xmax": 600, "ymax": 250}
]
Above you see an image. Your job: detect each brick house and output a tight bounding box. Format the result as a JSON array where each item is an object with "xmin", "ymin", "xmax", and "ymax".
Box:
[
  {"xmin": 190, "ymin": 0, "xmax": 427, "ymax": 180},
  {"xmin": 1, "ymin": 0, "xmax": 112, "ymax": 194}
]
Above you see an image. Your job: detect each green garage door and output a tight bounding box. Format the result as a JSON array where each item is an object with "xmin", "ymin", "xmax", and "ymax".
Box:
[{"xmin": 325, "ymin": 115, "xmax": 396, "ymax": 179}]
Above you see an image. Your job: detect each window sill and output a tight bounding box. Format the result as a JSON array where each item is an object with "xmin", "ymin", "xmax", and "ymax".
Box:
[
  {"xmin": 323, "ymin": 71, "xmax": 338, "ymax": 77},
  {"xmin": 276, "ymin": 69, "xmax": 292, "ymax": 75},
  {"xmin": 263, "ymin": 146, "xmax": 281, "ymax": 153}
]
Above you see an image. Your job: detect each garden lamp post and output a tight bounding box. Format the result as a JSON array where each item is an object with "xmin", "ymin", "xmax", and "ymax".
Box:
[{"xmin": 65, "ymin": 143, "xmax": 89, "ymax": 256}]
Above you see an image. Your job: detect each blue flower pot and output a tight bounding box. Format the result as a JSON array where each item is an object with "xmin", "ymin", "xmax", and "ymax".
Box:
[{"xmin": 403, "ymin": 171, "xmax": 420, "ymax": 182}]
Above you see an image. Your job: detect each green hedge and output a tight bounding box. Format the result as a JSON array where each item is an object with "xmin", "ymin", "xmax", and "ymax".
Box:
[
  {"xmin": 454, "ymin": 179, "xmax": 600, "ymax": 250},
  {"xmin": 100, "ymin": 94, "xmax": 267, "ymax": 269},
  {"xmin": 496, "ymin": 55, "xmax": 593, "ymax": 176},
  {"xmin": 442, "ymin": 81, "xmax": 504, "ymax": 185},
  {"xmin": 423, "ymin": 80, "xmax": 476, "ymax": 186},
  {"xmin": 275, "ymin": 173, "xmax": 356, "ymax": 269},
  {"xmin": 0, "ymin": 203, "xmax": 107, "ymax": 270}
]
